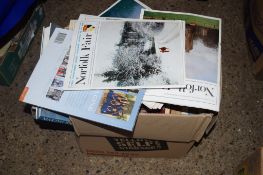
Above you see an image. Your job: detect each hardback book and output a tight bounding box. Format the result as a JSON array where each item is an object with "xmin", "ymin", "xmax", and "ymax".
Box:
[{"xmin": 20, "ymin": 28, "xmax": 144, "ymax": 131}]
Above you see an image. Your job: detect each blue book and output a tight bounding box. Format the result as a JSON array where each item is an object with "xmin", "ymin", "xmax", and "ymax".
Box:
[
  {"xmin": 33, "ymin": 0, "xmax": 150, "ymax": 129},
  {"xmin": 36, "ymin": 107, "xmax": 71, "ymax": 125}
]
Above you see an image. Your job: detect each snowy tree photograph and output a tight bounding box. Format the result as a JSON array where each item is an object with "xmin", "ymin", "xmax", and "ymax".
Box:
[{"xmin": 92, "ymin": 20, "xmax": 185, "ymax": 89}]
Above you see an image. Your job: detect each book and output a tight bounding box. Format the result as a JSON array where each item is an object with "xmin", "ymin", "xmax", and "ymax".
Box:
[
  {"xmin": 32, "ymin": 105, "xmax": 73, "ymax": 131},
  {"xmin": 35, "ymin": 107, "xmax": 71, "ymax": 125},
  {"xmin": 63, "ymin": 18, "xmax": 186, "ymax": 90},
  {"xmin": 141, "ymin": 9, "xmax": 222, "ymax": 112},
  {"xmin": 20, "ymin": 28, "xmax": 144, "ymax": 131}
]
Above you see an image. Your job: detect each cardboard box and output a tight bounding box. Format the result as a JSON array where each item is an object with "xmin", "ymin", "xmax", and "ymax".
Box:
[
  {"xmin": 71, "ymin": 112, "xmax": 217, "ymax": 158},
  {"xmin": 233, "ymin": 147, "xmax": 263, "ymax": 175},
  {"xmin": 245, "ymin": 0, "xmax": 263, "ymax": 80},
  {"xmin": 0, "ymin": 5, "xmax": 44, "ymax": 86}
]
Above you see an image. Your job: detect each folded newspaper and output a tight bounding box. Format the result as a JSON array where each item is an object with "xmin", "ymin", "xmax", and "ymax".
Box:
[
  {"xmin": 63, "ymin": 18, "xmax": 186, "ymax": 90},
  {"xmin": 19, "ymin": 28, "xmax": 144, "ymax": 131},
  {"xmin": 141, "ymin": 10, "xmax": 222, "ymax": 112}
]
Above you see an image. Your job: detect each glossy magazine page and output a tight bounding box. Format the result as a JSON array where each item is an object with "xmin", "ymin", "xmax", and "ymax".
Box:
[{"xmin": 141, "ymin": 9, "xmax": 222, "ymax": 111}]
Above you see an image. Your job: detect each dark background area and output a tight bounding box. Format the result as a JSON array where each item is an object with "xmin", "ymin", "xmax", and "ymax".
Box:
[{"xmin": 1, "ymin": 0, "xmax": 263, "ymax": 174}]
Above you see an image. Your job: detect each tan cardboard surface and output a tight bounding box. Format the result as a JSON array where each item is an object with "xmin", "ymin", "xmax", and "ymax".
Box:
[
  {"xmin": 77, "ymin": 136, "xmax": 195, "ymax": 158},
  {"xmin": 70, "ymin": 113, "xmax": 213, "ymax": 142}
]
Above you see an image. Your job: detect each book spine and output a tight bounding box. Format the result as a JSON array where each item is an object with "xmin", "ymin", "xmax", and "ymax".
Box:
[
  {"xmin": 35, "ymin": 108, "xmax": 71, "ymax": 125},
  {"xmin": 36, "ymin": 115, "xmax": 70, "ymax": 125}
]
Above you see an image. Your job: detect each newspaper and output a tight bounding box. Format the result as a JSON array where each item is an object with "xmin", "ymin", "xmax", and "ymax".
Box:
[
  {"xmin": 63, "ymin": 18, "xmax": 185, "ymax": 90},
  {"xmin": 19, "ymin": 28, "xmax": 144, "ymax": 131},
  {"xmin": 141, "ymin": 10, "xmax": 222, "ymax": 112}
]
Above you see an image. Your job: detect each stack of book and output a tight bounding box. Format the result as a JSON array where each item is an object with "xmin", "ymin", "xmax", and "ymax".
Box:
[{"xmin": 19, "ymin": 0, "xmax": 222, "ymax": 132}]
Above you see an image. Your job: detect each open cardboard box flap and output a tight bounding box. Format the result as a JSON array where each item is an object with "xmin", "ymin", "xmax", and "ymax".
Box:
[{"xmin": 70, "ymin": 112, "xmax": 214, "ymax": 143}]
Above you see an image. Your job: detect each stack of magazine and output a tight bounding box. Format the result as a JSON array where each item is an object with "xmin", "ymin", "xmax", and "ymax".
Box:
[{"xmin": 19, "ymin": 0, "xmax": 221, "ymax": 132}]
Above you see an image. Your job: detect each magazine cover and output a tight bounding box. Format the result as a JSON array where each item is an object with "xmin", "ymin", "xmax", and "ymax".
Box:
[
  {"xmin": 19, "ymin": 28, "xmax": 144, "ymax": 131},
  {"xmin": 99, "ymin": 0, "xmax": 151, "ymax": 18},
  {"xmin": 141, "ymin": 10, "xmax": 222, "ymax": 111},
  {"xmin": 64, "ymin": 19, "xmax": 185, "ymax": 90}
]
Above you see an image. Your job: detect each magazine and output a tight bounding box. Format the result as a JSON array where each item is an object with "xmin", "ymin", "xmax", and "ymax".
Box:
[
  {"xmin": 99, "ymin": 0, "xmax": 151, "ymax": 18},
  {"xmin": 63, "ymin": 19, "xmax": 186, "ymax": 90},
  {"xmin": 19, "ymin": 28, "xmax": 145, "ymax": 131},
  {"xmin": 141, "ymin": 10, "xmax": 222, "ymax": 111}
]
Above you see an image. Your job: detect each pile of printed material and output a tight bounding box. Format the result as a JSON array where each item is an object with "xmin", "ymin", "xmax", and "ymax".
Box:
[{"xmin": 19, "ymin": 0, "xmax": 222, "ymax": 132}]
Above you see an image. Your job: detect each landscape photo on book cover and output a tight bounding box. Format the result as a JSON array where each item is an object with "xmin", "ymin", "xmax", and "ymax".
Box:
[
  {"xmin": 92, "ymin": 20, "xmax": 185, "ymax": 88},
  {"xmin": 143, "ymin": 10, "xmax": 220, "ymax": 84},
  {"xmin": 96, "ymin": 89, "xmax": 138, "ymax": 121}
]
